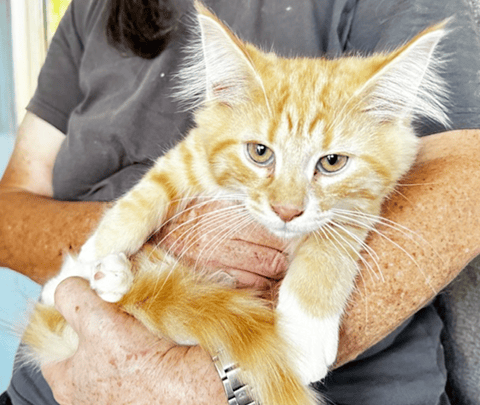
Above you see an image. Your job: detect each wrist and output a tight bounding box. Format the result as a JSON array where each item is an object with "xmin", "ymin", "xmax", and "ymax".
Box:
[{"xmin": 164, "ymin": 345, "xmax": 229, "ymax": 405}]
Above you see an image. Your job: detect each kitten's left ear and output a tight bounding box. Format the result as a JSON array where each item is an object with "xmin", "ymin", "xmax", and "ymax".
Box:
[
  {"xmin": 186, "ymin": 1, "xmax": 264, "ymax": 106},
  {"xmin": 359, "ymin": 21, "xmax": 450, "ymax": 126}
]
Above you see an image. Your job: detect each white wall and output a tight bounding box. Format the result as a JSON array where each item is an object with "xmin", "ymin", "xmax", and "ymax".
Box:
[{"xmin": 10, "ymin": 0, "xmax": 47, "ymax": 123}]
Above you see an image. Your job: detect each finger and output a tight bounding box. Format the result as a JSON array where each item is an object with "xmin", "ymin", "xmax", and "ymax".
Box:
[
  {"xmin": 53, "ymin": 277, "xmax": 126, "ymax": 339},
  {"xmin": 230, "ymin": 224, "xmax": 287, "ymax": 252},
  {"xmin": 201, "ymin": 239, "xmax": 289, "ymax": 280},
  {"xmin": 223, "ymin": 268, "xmax": 274, "ymax": 290}
]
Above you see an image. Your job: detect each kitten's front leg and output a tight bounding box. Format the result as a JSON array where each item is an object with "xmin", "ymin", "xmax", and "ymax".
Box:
[
  {"xmin": 276, "ymin": 237, "xmax": 358, "ymax": 384},
  {"xmin": 276, "ymin": 281, "xmax": 342, "ymax": 384},
  {"xmin": 75, "ymin": 161, "xmax": 182, "ymax": 302}
]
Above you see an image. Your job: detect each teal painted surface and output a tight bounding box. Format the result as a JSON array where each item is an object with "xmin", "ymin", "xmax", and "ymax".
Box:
[{"xmin": 0, "ymin": 134, "xmax": 42, "ymax": 393}]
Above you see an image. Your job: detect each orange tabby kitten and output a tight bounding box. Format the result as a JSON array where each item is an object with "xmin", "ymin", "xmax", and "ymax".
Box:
[{"xmin": 24, "ymin": 3, "xmax": 448, "ymax": 405}]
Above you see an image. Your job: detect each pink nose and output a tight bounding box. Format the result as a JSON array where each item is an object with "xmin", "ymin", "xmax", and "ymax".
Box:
[{"xmin": 271, "ymin": 205, "xmax": 304, "ymax": 222}]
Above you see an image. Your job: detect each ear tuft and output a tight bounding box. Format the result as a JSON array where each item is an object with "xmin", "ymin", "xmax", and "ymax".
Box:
[
  {"xmin": 360, "ymin": 22, "xmax": 450, "ymax": 127},
  {"xmin": 175, "ymin": 2, "xmax": 261, "ymax": 109}
]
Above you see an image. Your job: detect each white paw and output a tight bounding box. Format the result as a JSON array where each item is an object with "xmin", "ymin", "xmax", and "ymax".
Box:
[
  {"xmin": 90, "ymin": 253, "xmax": 134, "ymax": 302},
  {"xmin": 277, "ymin": 289, "xmax": 341, "ymax": 385}
]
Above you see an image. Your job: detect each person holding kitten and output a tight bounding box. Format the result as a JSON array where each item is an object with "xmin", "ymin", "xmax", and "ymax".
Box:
[{"xmin": 1, "ymin": 0, "xmax": 480, "ymax": 404}]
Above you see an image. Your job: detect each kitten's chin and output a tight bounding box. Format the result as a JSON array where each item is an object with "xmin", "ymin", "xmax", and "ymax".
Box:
[
  {"xmin": 261, "ymin": 220, "xmax": 322, "ymax": 240},
  {"xmin": 269, "ymin": 227, "xmax": 306, "ymax": 240}
]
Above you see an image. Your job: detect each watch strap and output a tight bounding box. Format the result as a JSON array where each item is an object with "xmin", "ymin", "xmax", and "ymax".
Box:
[{"xmin": 212, "ymin": 354, "xmax": 257, "ymax": 405}]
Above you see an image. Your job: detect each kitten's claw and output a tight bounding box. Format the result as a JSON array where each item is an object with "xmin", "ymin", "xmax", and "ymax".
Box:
[{"xmin": 90, "ymin": 253, "xmax": 134, "ymax": 303}]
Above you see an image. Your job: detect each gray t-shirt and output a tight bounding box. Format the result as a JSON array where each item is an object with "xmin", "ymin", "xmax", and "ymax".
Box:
[
  {"xmin": 8, "ymin": 0, "xmax": 480, "ymax": 403},
  {"xmin": 27, "ymin": 0, "xmax": 480, "ymax": 202}
]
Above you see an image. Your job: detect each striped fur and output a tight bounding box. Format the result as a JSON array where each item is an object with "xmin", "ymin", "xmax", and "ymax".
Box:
[{"xmin": 23, "ymin": 3, "xmax": 449, "ymax": 404}]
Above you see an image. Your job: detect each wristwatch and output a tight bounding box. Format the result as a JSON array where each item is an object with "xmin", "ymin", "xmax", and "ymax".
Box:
[{"xmin": 212, "ymin": 354, "xmax": 257, "ymax": 405}]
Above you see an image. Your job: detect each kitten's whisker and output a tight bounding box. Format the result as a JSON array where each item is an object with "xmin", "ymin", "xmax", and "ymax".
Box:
[
  {"xmin": 163, "ymin": 206, "xmax": 250, "ymax": 273},
  {"xmin": 329, "ymin": 221, "xmax": 384, "ymax": 282},
  {"xmin": 316, "ymin": 226, "xmax": 359, "ymax": 274},
  {"xmin": 316, "ymin": 226, "xmax": 370, "ymax": 326},
  {"xmin": 333, "ymin": 208, "xmax": 444, "ymax": 265},
  {"xmin": 331, "ymin": 217, "xmax": 381, "ymax": 266},
  {"xmin": 329, "ymin": 226, "xmax": 380, "ymax": 283},
  {"xmin": 387, "ymin": 188, "xmax": 415, "ymax": 207},
  {"xmin": 398, "ymin": 182, "xmax": 440, "ymax": 187},
  {"xmin": 329, "ymin": 213, "xmax": 379, "ymax": 263},
  {"xmin": 192, "ymin": 210, "xmax": 255, "ymax": 273},
  {"xmin": 155, "ymin": 207, "xmax": 247, "ymax": 283},
  {"xmin": 149, "ymin": 202, "xmax": 247, "ymax": 265},
  {"xmin": 181, "ymin": 211, "xmax": 249, "ymax": 267},
  {"xmin": 147, "ymin": 206, "xmax": 249, "ymax": 300},
  {"xmin": 152, "ymin": 203, "xmax": 246, "ymax": 253},
  {"xmin": 311, "ymin": 229, "xmax": 322, "ymax": 245},
  {"xmin": 332, "ymin": 210, "xmax": 437, "ymax": 293},
  {"xmin": 152, "ymin": 205, "xmax": 246, "ymax": 298},
  {"xmin": 144, "ymin": 205, "xmax": 235, "ymax": 275},
  {"xmin": 322, "ymin": 223, "xmax": 380, "ymax": 282},
  {"xmin": 157, "ymin": 210, "xmax": 251, "ymax": 291},
  {"xmin": 153, "ymin": 194, "xmax": 244, "ymax": 236}
]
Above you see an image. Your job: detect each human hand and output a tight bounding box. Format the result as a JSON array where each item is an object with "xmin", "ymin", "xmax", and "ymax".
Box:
[
  {"xmin": 42, "ymin": 277, "xmax": 227, "ymax": 405},
  {"xmin": 153, "ymin": 200, "xmax": 289, "ymax": 293}
]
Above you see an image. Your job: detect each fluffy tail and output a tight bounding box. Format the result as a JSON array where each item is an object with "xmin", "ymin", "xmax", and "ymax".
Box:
[
  {"xmin": 122, "ymin": 249, "xmax": 318, "ymax": 405},
  {"xmin": 21, "ymin": 304, "xmax": 77, "ymax": 367}
]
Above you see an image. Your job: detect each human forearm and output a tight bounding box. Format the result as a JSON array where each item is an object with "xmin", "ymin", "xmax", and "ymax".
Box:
[
  {"xmin": 336, "ymin": 129, "xmax": 480, "ymax": 366},
  {"xmin": 0, "ymin": 112, "xmax": 108, "ymax": 284},
  {"xmin": 0, "ymin": 190, "xmax": 105, "ymax": 284}
]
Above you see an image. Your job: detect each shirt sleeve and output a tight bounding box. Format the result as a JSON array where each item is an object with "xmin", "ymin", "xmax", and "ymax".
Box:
[{"xmin": 26, "ymin": 0, "xmax": 86, "ymax": 134}]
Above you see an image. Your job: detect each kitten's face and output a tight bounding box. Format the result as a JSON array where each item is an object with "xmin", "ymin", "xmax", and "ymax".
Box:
[
  {"xmin": 198, "ymin": 57, "xmax": 418, "ymax": 239},
  {"xmin": 186, "ymin": 8, "xmax": 446, "ymax": 239}
]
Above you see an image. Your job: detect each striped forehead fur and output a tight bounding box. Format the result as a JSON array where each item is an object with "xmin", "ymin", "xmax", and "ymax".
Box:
[{"xmin": 176, "ymin": 6, "xmax": 450, "ymax": 136}]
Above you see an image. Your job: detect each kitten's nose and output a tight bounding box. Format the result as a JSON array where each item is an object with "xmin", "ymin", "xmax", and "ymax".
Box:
[{"xmin": 271, "ymin": 204, "xmax": 304, "ymax": 222}]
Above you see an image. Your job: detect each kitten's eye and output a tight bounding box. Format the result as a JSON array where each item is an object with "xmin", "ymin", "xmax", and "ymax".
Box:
[
  {"xmin": 246, "ymin": 143, "xmax": 275, "ymax": 166},
  {"xmin": 317, "ymin": 154, "xmax": 349, "ymax": 174}
]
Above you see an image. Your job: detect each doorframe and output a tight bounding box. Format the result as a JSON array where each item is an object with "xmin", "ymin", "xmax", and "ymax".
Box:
[{"xmin": 10, "ymin": 0, "xmax": 48, "ymax": 125}]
